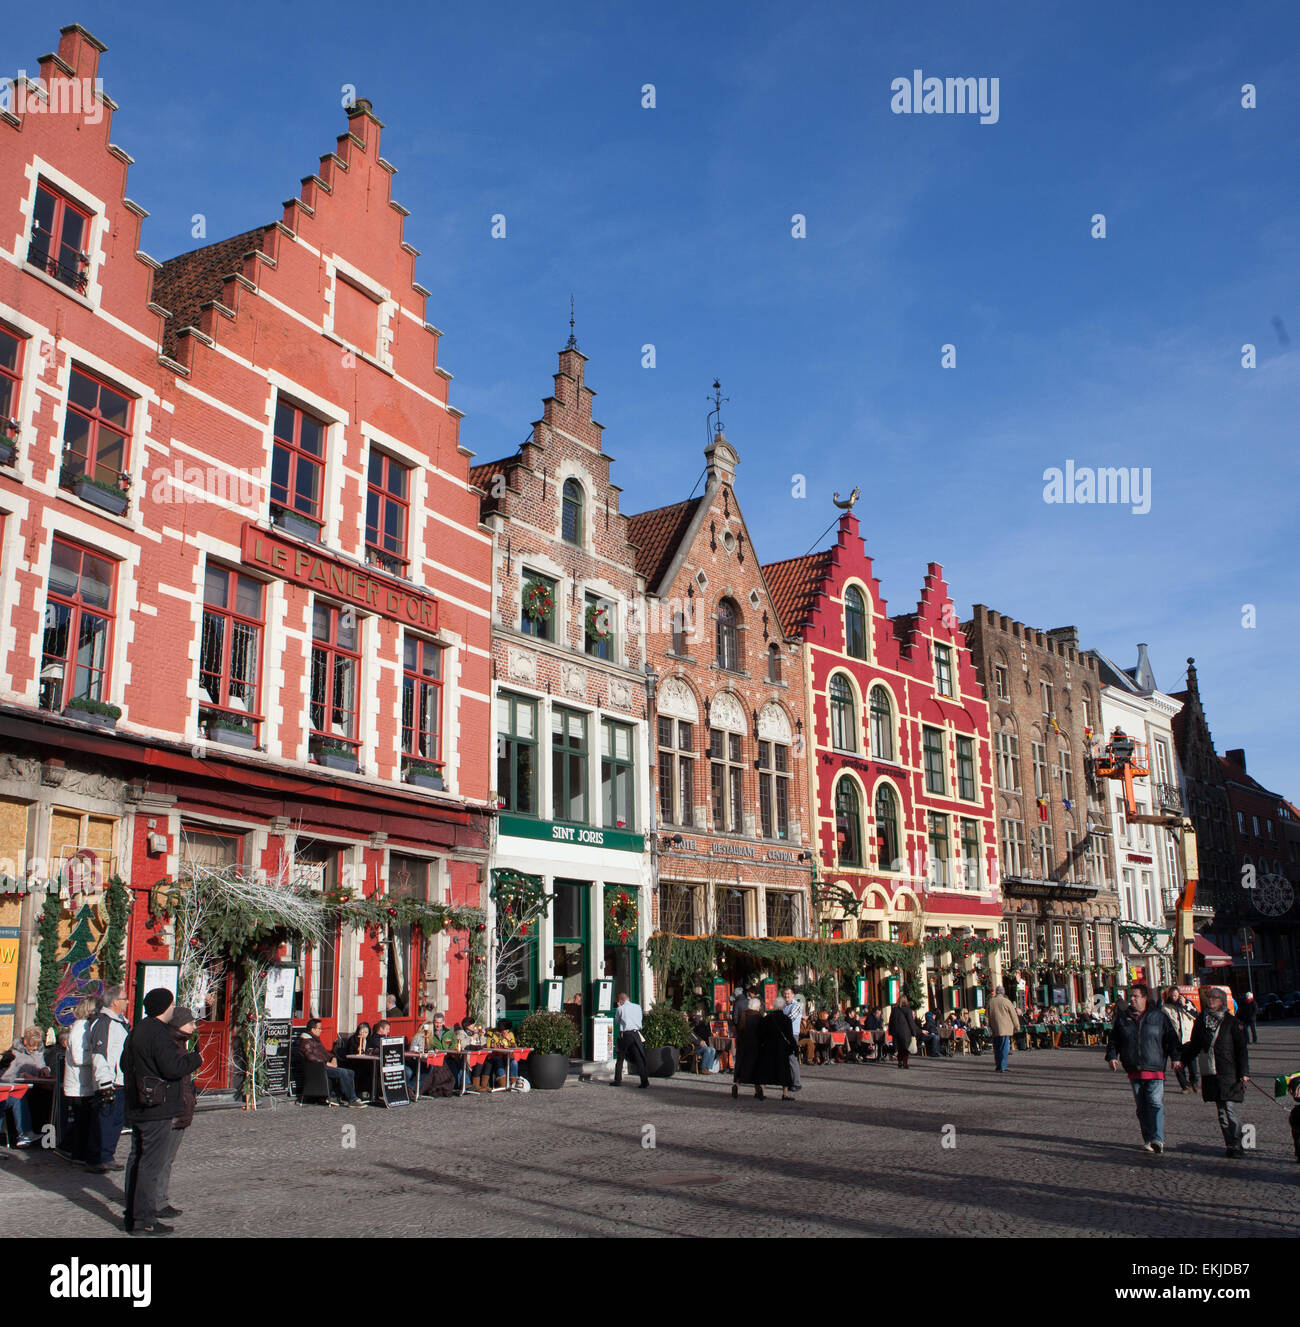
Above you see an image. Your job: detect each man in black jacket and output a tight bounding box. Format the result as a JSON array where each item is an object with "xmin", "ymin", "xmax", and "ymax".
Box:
[
  {"xmin": 1105, "ymin": 982, "xmax": 1183, "ymax": 1154},
  {"xmin": 121, "ymin": 988, "xmax": 203, "ymax": 1237}
]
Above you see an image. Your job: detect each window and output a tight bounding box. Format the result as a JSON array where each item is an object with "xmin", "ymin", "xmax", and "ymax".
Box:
[
  {"xmin": 835, "ymin": 779, "xmax": 863, "ymax": 867},
  {"xmin": 767, "ymin": 642, "xmax": 782, "ymax": 683},
  {"xmin": 960, "ymin": 819, "xmax": 981, "ymax": 889},
  {"xmin": 199, "ymin": 565, "xmax": 263, "ymax": 725},
  {"xmin": 1051, "ymin": 922, "xmax": 1065, "ymax": 961},
  {"xmin": 829, "ymin": 674, "xmax": 856, "ymax": 752},
  {"xmin": 657, "ymin": 717, "xmax": 695, "ymax": 828},
  {"xmin": 1251, "ymin": 815, "xmax": 1260, "ymax": 838},
  {"xmin": 766, "ymin": 892, "xmax": 797, "ymax": 936},
  {"xmin": 402, "ymin": 635, "xmax": 443, "ymax": 764},
  {"xmin": 1000, "ymin": 819, "xmax": 1026, "ymax": 878},
  {"xmin": 660, "ymin": 883, "xmax": 694, "ymax": 934},
  {"xmin": 844, "ymin": 586, "xmax": 867, "ymax": 659},
  {"xmin": 758, "ymin": 740, "xmax": 790, "ymax": 841},
  {"xmin": 551, "ymin": 707, "xmax": 588, "ymax": 823},
  {"xmin": 1015, "ymin": 920, "xmax": 1030, "ymax": 961},
  {"xmin": 1064, "ymin": 829, "xmax": 1079, "ymax": 881},
  {"xmin": 496, "ymin": 693, "xmax": 537, "ymax": 815},
  {"xmin": 1028, "ymin": 742, "xmax": 1047, "ymax": 799},
  {"xmin": 1098, "ymin": 925, "xmax": 1114, "ymax": 965},
  {"xmin": 927, "ymin": 813, "xmax": 950, "ymax": 888},
  {"xmin": 1082, "ymin": 695, "xmax": 1093, "ymax": 732},
  {"xmin": 0, "ymin": 328, "xmax": 23, "ymax": 428},
  {"xmin": 365, "ymin": 450, "xmax": 409, "ymax": 574},
  {"xmin": 935, "ymin": 643, "xmax": 954, "ymax": 697},
  {"xmin": 923, "ymin": 726, "xmax": 945, "ymax": 795},
  {"xmin": 1236, "ymin": 811, "xmax": 1244, "ymax": 835},
  {"xmin": 384, "ymin": 855, "xmax": 429, "ymax": 1020},
  {"xmin": 869, "ymin": 686, "xmax": 894, "ymax": 761},
  {"xmin": 1036, "ymin": 825, "xmax": 1051, "ymax": 878},
  {"xmin": 715, "ymin": 887, "xmax": 747, "ymax": 935},
  {"xmin": 521, "ymin": 571, "xmax": 558, "ymax": 643},
  {"xmin": 1041, "ymin": 678, "xmax": 1054, "ymax": 716},
  {"xmin": 62, "ymin": 368, "xmax": 131, "ymax": 491},
  {"xmin": 956, "ymin": 736, "xmax": 977, "ymax": 800},
  {"xmin": 716, "ymin": 599, "xmax": 740, "ymax": 672},
  {"xmin": 1153, "ymin": 739, "xmax": 1171, "ymax": 786},
  {"xmin": 29, "ymin": 181, "xmax": 90, "ymax": 292},
  {"xmin": 995, "ymin": 730, "xmax": 1021, "ymax": 791},
  {"xmin": 1089, "ymin": 832, "xmax": 1112, "ymax": 887},
  {"xmin": 999, "ymin": 920, "xmax": 1010, "ymax": 959},
  {"xmin": 994, "ymin": 664, "xmax": 1009, "ymax": 701},
  {"xmin": 1059, "ymin": 749, "xmax": 1074, "ymax": 803},
  {"xmin": 1118, "ymin": 797, "xmax": 1130, "ymax": 846},
  {"xmin": 710, "ymin": 729, "xmax": 744, "ymax": 833},
  {"xmin": 309, "ymin": 603, "xmax": 360, "ymax": 748},
  {"xmin": 1084, "ymin": 925, "xmax": 1095, "ymax": 964},
  {"xmin": 584, "ymin": 592, "xmax": 613, "ymax": 661},
  {"xmin": 874, "ymin": 784, "xmax": 900, "ymax": 868},
  {"xmin": 601, "ymin": 720, "xmax": 634, "ymax": 829},
  {"xmin": 561, "ymin": 478, "xmax": 584, "ymax": 545},
  {"xmin": 271, "ymin": 399, "xmax": 326, "ymax": 528},
  {"xmin": 40, "ymin": 540, "xmax": 115, "ymax": 711},
  {"xmin": 671, "ymin": 610, "xmax": 688, "ymax": 656}
]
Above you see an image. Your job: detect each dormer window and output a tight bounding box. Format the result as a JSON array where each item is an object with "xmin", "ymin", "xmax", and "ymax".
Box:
[
  {"xmin": 29, "ymin": 181, "xmax": 90, "ymax": 294},
  {"xmin": 562, "ymin": 478, "xmax": 584, "ymax": 546}
]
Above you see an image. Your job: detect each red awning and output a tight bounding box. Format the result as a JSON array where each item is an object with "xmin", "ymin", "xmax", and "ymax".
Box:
[{"xmin": 1193, "ymin": 936, "xmax": 1233, "ymax": 968}]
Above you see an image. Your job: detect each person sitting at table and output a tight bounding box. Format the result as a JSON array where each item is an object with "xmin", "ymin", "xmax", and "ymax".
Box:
[
  {"xmin": 0, "ymin": 1025, "xmax": 49, "ymax": 1146},
  {"xmin": 919, "ymin": 1009, "xmax": 942, "ymax": 1058},
  {"xmin": 411, "ymin": 1011, "xmax": 461, "ymax": 1093},
  {"xmin": 481, "ymin": 1021, "xmax": 518, "ymax": 1091},
  {"xmin": 365, "ymin": 1019, "xmax": 394, "ymax": 1055},
  {"xmin": 938, "ymin": 1015, "xmax": 955, "ymax": 1057},
  {"xmin": 689, "ymin": 1011, "xmax": 721, "ymax": 1073},
  {"xmin": 343, "ymin": 1022, "xmax": 371, "ymax": 1059},
  {"xmin": 298, "ymin": 1020, "xmax": 363, "ymax": 1108}
]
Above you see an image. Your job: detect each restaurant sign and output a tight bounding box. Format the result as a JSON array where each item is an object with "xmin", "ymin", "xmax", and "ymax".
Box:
[
  {"xmin": 666, "ymin": 838, "xmax": 807, "ymax": 866},
  {"xmin": 498, "ymin": 815, "xmax": 646, "ymax": 855},
  {"xmin": 242, "ymin": 523, "xmax": 438, "ymax": 630}
]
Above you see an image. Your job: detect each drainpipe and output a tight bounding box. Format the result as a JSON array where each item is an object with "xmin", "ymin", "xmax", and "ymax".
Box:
[{"xmin": 644, "ymin": 663, "xmax": 660, "ymax": 1001}]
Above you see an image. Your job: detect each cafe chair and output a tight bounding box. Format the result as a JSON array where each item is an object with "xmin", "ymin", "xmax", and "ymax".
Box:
[{"xmin": 295, "ymin": 1057, "xmax": 333, "ymax": 1106}]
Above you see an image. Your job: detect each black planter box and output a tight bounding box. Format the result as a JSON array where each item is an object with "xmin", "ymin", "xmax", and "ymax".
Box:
[
  {"xmin": 315, "ymin": 749, "xmax": 359, "ymax": 773},
  {"xmin": 74, "ymin": 478, "xmax": 129, "ymax": 516},
  {"xmin": 273, "ymin": 508, "xmax": 322, "ymax": 542},
  {"xmin": 65, "ymin": 706, "xmax": 117, "ymax": 730},
  {"xmin": 0, "ymin": 439, "xmax": 15, "ymax": 467},
  {"xmin": 404, "ymin": 767, "xmax": 444, "ymax": 791},
  {"xmin": 211, "ymin": 725, "xmax": 257, "ymax": 749}
]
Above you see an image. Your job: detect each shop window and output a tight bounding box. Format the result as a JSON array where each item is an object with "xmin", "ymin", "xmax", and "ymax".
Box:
[
  {"xmin": 40, "ymin": 539, "xmax": 115, "ymax": 712},
  {"xmin": 385, "ymin": 855, "xmax": 430, "ymax": 1020}
]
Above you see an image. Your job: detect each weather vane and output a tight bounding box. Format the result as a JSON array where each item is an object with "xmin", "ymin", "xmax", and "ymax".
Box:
[
  {"xmin": 566, "ymin": 295, "xmax": 577, "ymax": 349},
  {"xmin": 707, "ymin": 378, "xmax": 729, "ymax": 438},
  {"xmin": 833, "ymin": 487, "xmax": 861, "ymax": 510}
]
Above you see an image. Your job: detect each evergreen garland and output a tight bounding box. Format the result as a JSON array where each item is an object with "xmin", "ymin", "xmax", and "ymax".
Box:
[
  {"xmin": 648, "ymin": 932, "xmax": 919, "ymax": 980},
  {"xmin": 99, "ymin": 873, "xmax": 130, "ymax": 989},
  {"xmin": 35, "ymin": 889, "xmax": 62, "ymax": 1033}
]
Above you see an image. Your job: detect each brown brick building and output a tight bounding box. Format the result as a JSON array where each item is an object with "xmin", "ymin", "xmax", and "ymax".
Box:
[{"xmin": 962, "ymin": 609, "xmax": 1122, "ymax": 1010}]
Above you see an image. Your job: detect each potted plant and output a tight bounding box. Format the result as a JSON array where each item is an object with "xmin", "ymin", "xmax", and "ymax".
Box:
[
  {"xmin": 271, "ymin": 504, "xmax": 323, "ymax": 543},
  {"xmin": 64, "ymin": 695, "xmax": 121, "ymax": 729},
  {"xmin": 207, "ymin": 715, "xmax": 257, "ymax": 749},
  {"xmin": 402, "ymin": 754, "xmax": 444, "ymax": 791},
  {"xmin": 65, "ymin": 468, "xmax": 129, "ymax": 517},
  {"xmin": 0, "ymin": 421, "xmax": 17, "ymax": 467},
  {"xmin": 641, "ymin": 1005, "xmax": 693, "ymax": 1078},
  {"xmin": 311, "ymin": 738, "xmax": 358, "ymax": 772},
  {"xmin": 518, "ymin": 1011, "xmax": 579, "ymax": 1090}
]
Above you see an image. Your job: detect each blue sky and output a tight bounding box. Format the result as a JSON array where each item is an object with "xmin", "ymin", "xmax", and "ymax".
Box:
[{"xmin": 9, "ymin": 2, "xmax": 1299, "ymax": 793}]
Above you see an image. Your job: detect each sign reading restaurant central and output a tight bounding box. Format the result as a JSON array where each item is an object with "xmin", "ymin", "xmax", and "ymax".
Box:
[{"xmin": 241, "ymin": 524, "xmax": 438, "ymax": 629}]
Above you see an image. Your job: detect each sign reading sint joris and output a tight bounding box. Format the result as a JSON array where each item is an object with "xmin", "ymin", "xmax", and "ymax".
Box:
[{"xmin": 241, "ymin": 524, "xmax": 437, "ymax": 629}]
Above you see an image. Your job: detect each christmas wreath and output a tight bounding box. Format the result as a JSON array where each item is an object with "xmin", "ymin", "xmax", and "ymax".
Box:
[
  {"xmin": 585, "ymin": 602, "xmax": 611, "ymax": 644},
  {"xmin": 523, "ymin": 578, "xmax": 555, "ymax": 624},
  {"xmin": 605, "ymin": 887, "xmax": 638, "ymax": 945}
]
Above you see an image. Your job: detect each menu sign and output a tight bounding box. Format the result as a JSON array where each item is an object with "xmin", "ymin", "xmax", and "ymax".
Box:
[
  {"xmin": 242, "ymin": 524, "xmax": 438, "ymax": 630},
  {"xmin": 262, "ymin": 1019, "xmax": 291, "ymax": 1095},
  {"xmin": 378, "ymin": 1037, "xmax": 409, "ymax": 1108}
]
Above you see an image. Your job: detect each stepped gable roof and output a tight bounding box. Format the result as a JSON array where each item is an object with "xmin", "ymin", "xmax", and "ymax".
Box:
[
  {"xmin": 761, "ymin": 551, "xmax": 833, "ymax": 638},
  {"xmin": 152, "ymin": 226, "xmax": 272, "ymax": 361},
  {"xmin": 625, "ymin": 499, "xmax": 702, "ymax": 589}
]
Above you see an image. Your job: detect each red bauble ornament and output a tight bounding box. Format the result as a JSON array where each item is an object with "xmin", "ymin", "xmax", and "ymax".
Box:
[{"xmin": 387, "ymin": 907, "xmax": 397, "ymax": 917}]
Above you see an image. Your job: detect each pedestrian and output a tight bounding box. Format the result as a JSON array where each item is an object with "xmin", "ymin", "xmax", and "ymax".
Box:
[
  {"xmin": 1160, "ymin": 987, "xmax": 1199, "ymax": 1094},
  {"xmin": 1239, "ymin": 992, "xmax": 1258, "ymax": 1045},
  {"xmin": 121, "ymin": 987, "xmax": 203, "ymax": 1237},
  {"xmin": 1183, "ymin": 986, "xmax": 1250, "ymax": 1158},
  {"xmin": 1104, "ymin": 981, "xmax": 1182, "ymax": 1154},
  {"xmin": 155, "ymin": 1006, "xmax": 198, "ymax": 1221},
  {"xmin": 731, "ymin": 988, "xmax": 780, "ymax": 1100},
  {"xmin": 987, "ymin": 988, "xmax": 1021, "ymax": 1073},
  {"xmin": 781, "ymin": 987, "xmax": 803, "ymax": 1093},
  {"xmin": 86, "ymin": 985, "xmax": 131, "ymax": 1173},
  {"xmin": 61, "ymin": 997, "xmax": 99, "ymax": 1163},
  {"xmin": 1288, "ymin": 1077, "xmax": 1300, "ymax": 1164},
  {"xmin": 611, "ymin": 991, "xmax": 648, "ymax": 1089},
  {"xmin": 888, "ymin": 995, "xmax": 919, "ymax": 1069}
]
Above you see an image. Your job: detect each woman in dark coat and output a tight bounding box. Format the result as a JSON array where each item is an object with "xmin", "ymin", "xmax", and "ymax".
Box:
[
  {"xmin": 888, "ymin": 996, "xmax": 919, "ymax": 1069},
  {"xmin": 731, "ymin": 998, "xmax": 798, "ymax": 1101},
  {"xmin": 1183, "ymin": 986, "xmax": 1250, "ymax": 1157},
  {"xmin": 731, "ymin": 990, "xmax": 765, "ymax": 1099}
]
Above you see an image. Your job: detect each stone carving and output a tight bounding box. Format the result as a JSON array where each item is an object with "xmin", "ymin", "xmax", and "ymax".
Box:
[
  {"xmin": 757, "ymin": 702, "xmax": 792, "ymax": 742},
  {"xmin": 608, "ymin": 678, "xmax": 635, "ymax": 712},
  {"xmin": 507, "ymin": 648, "xmax": 537, "ymax": 684},
  {"xmin": 561, "ymin": 663, "xmax": 587, "ymax": 698},
  {"xmin": 711, "ymin": 691, "xmax": 745, "ymax": 733},
  {"xmin": 657, "ymin": 676, "xmax": 699, "ymax": 722}
]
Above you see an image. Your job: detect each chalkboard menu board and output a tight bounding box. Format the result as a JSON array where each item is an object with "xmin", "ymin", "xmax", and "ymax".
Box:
[
  {"xmin": 262, "ymin": 1019, "xmax": 291, "ymax": 1096},
  {"xmin": 378, "ymin": 1037, "xmax": 409, "ymax": 1108}
]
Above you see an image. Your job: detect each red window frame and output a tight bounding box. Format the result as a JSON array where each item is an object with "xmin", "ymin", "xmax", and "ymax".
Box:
[
  {"xmin": 29, "ymin": 181, "xmax": 91, "ymax": 293},
  {"xmin": 271, "ymin": 399, "xmax": 326, "ymax": 525},
  {"xmin": 40, "ymin": 538, "xmax": 117, "ymax": 712},
  {"xmin": 199, "ymin": 565, "xmax": 265, "ymax": 728},
  {"xmin": 309, "ymin": 602, "xmax": 360, "ymax": 750},
  {"xmin": 401, "ymin": 634, "xmax": 443, "ymax": 765},
  {"xmin": 61, "ymin": 367, "xmax": 132, "ymax": 491},
  {"xmin": 0, "ymin": 327, "xmax": 24, "ymax": 434},
  {"xmin": 365, "ymin": 450, "xmax": 410, "ymax": 574}
]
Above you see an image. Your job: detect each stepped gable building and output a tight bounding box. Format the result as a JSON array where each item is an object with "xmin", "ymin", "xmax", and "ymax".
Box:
[
  {"xmin": 0, "ymin": 27, "xmax": 492, "ymax": 1069},
  {"xmin": 627, "ymin": 427, "xmax": 814, "ymax": 1002},
  {"xmin": 963, "ymin": 610, "xmax": 1120, "ymax": 1012},
  {"xmin": 766, "ymin": 512, "xmax": 1003, "ymax": 1014},
  {"xmin": 469, "ymin": 343, "xmax": 651, "ymax": 1052}
]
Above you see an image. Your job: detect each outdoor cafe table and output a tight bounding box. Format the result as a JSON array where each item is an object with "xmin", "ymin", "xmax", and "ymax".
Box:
[{"xmin": 345, "ymin": 1053, "xmax": 380, "ymax": 1102}]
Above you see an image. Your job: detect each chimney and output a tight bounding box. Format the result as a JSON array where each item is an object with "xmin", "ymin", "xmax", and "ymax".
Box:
[
  {"xmin": 1133, "ymin": 642, "xmax": 1157, "ymax": 692},
  {"xmin": 704, "ymin": 431, "xmax": 739, "ymax": 489},
  {"xmin": 1226, "ymin": 748, "xmax": 1246, "ymax": 772}
]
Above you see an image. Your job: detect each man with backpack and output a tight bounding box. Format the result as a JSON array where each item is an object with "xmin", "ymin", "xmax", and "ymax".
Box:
[{"xmin": 86, "ymin": 985, "xmax": 130, "ymax": 1173}]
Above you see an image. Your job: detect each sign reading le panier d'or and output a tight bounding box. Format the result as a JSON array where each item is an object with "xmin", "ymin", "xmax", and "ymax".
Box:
[{"xmin": 242, "ymin": 523, "xmax": 438, "ymax": 630}]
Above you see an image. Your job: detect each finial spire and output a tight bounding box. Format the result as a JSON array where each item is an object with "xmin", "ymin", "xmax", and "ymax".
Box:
[
  {"xmin": 566, "ymin": 295, "xmax": 577, "ymax": 349},
  {"xmin": 707, "ymin": 378, "xmax": 729, "ymax": 438}
]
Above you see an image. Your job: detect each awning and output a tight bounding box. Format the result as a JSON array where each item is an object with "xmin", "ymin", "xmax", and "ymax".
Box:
[{"xmin": 1193, "ymin": 935, "xmax": 1233, "ymax": 968}]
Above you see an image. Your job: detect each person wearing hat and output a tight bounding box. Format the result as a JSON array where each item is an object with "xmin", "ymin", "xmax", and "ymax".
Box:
[
  {"xmin": 120, "ymin": 988, "xmax": 202, "ymax": 1237},
  {"xmin": 1182, "ymin": 986, "xmax": 1250, "ymax": 1158},
  {"xmin": 154, "ymin": 1007, "xmax": 199, "ymax": 1221}
]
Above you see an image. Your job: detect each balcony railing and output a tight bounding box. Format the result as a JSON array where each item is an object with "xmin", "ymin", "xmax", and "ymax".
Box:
[
  {"xmin": 1155, "ymin": 783, "xmax": 1184, "ymax": 815},
  {"xmin": 27, "ymin": 239, "xmax": 89, "ymax": 294}
]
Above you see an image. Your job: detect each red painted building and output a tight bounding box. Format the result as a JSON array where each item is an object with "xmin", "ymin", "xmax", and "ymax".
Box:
[
  {"xmin": 764, "ymin": 510, "xmax": 1003, "ymax": 1012},
  {"xmin": 0, "ymin": 27, "xmax": 492, "ymax": 1080}
]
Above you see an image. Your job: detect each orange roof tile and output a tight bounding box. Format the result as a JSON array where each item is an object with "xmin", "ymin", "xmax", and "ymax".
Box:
[
  {"xmin": 152, "ymin": 226, "xmax": 272, "ymax": 361},
  {"xmin": 625, "ymin": 499, "xmax": 701, "ymax": 589},
  {"xmin": 762, "ymin": 550, "xmax": 832, "ymax": 637}
]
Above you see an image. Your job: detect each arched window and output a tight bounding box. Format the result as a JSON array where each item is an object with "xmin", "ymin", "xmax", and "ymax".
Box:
[
  {"xmin": 561, "ymin": 478, "xmax": 584, "ymax": 545},
  {"xmin": 874, "ymin": 784, "xmax": 900, "ymax": 869},
  {"xmin": 844, "ymin": 586, "xmax": 867, "ymax": 660},
  {"xmin": 829, "ymin": 673, "xmax": 856, "ymax": 752},
  {"xmin": 836, "ymin": 779, "xmax": 863, "ymax": 867},
  {"xmin": 716, "ymin": 599, "xmax": 740, "ymax": 672},
  {"xmin": 869, "ymin": 685, "xmax": 893, "ymax": 762},
  {"xmin": 767, "ymin": 642, "xmax": 782, "ymax": 683}
]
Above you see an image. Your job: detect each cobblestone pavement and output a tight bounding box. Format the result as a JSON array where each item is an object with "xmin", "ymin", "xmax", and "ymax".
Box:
[{"xmin": 6, "ymin": 1024, "xmax": 1298, "ymax": 1239}]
